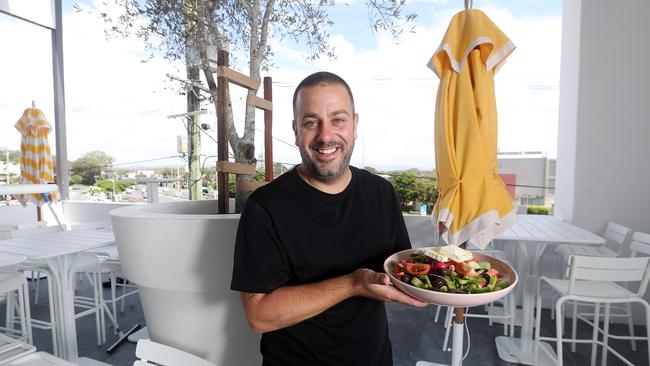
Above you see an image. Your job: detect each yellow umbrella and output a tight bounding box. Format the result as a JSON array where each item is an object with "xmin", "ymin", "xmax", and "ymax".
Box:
[
  {"xmin": 14, "ymin": 106, "xmax": 57, "ymax": 206},
  {"xmin": 429, "ymin": 9, "xmax": 517, "ymax": 249}
]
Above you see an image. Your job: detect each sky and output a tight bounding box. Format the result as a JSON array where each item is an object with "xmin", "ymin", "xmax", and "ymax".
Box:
[{"xmin": 0, "ymin": 0, "xmax": 562, "ymax": 172}]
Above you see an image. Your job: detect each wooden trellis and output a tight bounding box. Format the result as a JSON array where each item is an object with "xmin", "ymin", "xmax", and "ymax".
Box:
[{"xmin": 214, "ymin": 50, "xmax": 273, "ymax": 214}]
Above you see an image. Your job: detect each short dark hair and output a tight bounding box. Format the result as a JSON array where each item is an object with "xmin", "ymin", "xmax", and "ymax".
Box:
[{"xmin": 292, "ymin": 71, "xmax": 355, "ymax": 117}]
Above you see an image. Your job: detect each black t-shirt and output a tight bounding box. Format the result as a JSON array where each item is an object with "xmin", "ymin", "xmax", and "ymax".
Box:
[{"xmin": 231, "ymin": 166, "xmax": 411, "ymax": 366}]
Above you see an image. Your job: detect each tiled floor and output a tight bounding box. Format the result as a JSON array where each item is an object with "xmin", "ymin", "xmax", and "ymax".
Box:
[
  {"xmin": 387, "ymin": 302, "xmax": 648, "ymax": 366},
  {"xmin": 21, "ymin": 278, "xmax": 143, "ymax": 365},
  {"xmin": 7, "ymin": 278, "xmax": 650, "ymax": 365}
]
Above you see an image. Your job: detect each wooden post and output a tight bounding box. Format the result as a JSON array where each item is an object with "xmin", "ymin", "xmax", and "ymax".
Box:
[
  {"xmin": 454, "ymin": 307, "xmax": 465, "ymax": 324},
  {"xmin": 264, "ymin": 77, "xmax": 273, "ymax": 181},
  {"xmin": 217, "ymin": 50, "xmax": 229, "ymax": 214}
]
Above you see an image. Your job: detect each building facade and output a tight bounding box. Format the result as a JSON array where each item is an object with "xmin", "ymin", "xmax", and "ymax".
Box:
[{"xmin": 497, "ymin": 151, "xmax": 556, "ymax": 208}]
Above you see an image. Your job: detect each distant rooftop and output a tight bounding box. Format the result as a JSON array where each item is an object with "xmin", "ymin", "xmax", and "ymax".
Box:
[{"xmin": 498, "ymin": 151, "xmax": 552, "ymax": 159}]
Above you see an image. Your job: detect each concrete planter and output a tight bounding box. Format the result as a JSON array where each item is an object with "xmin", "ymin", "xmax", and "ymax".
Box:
[{"xmin": 110, "ymin": 200, "xmax": 260, "ymax": 365}]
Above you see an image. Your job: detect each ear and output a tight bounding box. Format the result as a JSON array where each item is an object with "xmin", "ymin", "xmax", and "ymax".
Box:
[
  {"xmin": 292, "ymin": 120, "xmax": 299, "ymax": 145},
  {"xmin": 353, "ymin": 113, "xmax": 359, "ymax": 140}
]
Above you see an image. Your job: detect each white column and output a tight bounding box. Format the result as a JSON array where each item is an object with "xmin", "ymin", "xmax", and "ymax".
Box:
[{"xmin": 556, "ymin": 0, "xmax": 650, "ymax": 234}]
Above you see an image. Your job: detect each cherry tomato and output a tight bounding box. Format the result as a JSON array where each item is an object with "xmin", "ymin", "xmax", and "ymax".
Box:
[
  {"xmin": 455, "ymin": 262, "xmax": 479, "ymax": 277},
  {"xmin": 486, "ymin": 268, "xmax": 500, "ymax": 278},
  {"xmin": 405, "ymin": 263, "xmax": 431, "ymax": 276}
]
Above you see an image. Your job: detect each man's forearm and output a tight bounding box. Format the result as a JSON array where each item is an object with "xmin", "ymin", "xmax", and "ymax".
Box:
[
  {"xmin": 240, "ymin": 269, "xmax": 426, "ymax": 334},
  {"xmin": 241, "ymin": 273, "xmax": 357, "ymax": 333}
]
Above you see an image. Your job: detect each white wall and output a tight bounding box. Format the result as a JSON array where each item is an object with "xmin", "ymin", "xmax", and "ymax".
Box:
[
  {"xmin": 556, "ymin": 0, "xmax": 650, "ymax": 235},
  {"xmin": 557, "ymin": 0, "xmax": 650, "ymax": 323}
]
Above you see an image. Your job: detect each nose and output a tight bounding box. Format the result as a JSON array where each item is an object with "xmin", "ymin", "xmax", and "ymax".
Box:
[{"xmin": 316, "ymin": 121, "xmax": 335, "ymax": 144}]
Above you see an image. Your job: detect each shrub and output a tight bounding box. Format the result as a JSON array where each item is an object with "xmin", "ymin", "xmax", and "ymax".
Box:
[
  {"xmin": 527, "ymin": 205, "xmax": 550, "ymax": 215},
  {"xmin": 69, "ymin": 175, "xmax": 83, "ymax": 185},
  {"xmin": 95, "ymin": 179, "xmax": 136, "ymax": 193}
]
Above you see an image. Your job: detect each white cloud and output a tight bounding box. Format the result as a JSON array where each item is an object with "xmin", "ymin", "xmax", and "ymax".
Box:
[
  {"xmin": 0, "ymin": 3, "xmax": 562, "ymax": 172},
  {"xmin": 265, "ymin": 5, "xmax": 562, "ymax": 169}
]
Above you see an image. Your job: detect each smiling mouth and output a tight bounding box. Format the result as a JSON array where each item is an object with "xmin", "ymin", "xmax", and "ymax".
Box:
[{"xmin": 317, "ymin": 147, "xmax": 338, "ymax": 155}]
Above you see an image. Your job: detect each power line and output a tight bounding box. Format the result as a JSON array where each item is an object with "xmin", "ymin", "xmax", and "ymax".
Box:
[
  {"xmin": 111, "ymin": 155, "xmax": 180, "ymax": 167},
  {"xmin": 180, "ymin": 115, "xmax": 236, "ymax": 159},
  {"xmin": 254, "ymin": 127, "xmax": 298, "ymax": 150}
]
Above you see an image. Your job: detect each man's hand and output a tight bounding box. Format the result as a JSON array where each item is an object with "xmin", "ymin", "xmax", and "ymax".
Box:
[{"xmin": 352, "ymin": 268, "xmax": 428, "ymax": 307}]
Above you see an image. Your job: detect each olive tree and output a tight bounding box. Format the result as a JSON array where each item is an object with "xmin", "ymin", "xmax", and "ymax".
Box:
[{"xmin": 86, "ymin": 0, "xmax": 416, "ymax": 211}]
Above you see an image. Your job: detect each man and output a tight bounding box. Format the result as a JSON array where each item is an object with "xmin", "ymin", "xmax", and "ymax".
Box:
[{"xmin": 231, "ymin": 71, "xmax": 426, "ymax": 366}]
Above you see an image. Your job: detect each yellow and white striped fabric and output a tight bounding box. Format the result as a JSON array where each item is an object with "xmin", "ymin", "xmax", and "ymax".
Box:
[{"xmin": 14, "ymin": 107, "xmax": 56, "ymax": 206}]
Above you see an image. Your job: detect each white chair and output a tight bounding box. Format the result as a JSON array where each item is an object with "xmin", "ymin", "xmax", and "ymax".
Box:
[
  {"xmin": 9, "ymin": 225, "xmax": 106, "ymax": 351},
  {"xmin": 134, "ymin": 339, "xmax": 217, "ymax": 366},
  {"xmin": 573, "ymin": 231, "xmax": 650, "ymax": 354},
  {"xmin": 0, "ymin": 332, "xmax": 91, "ymax": 365},
  {"xmin": 0, "ymin": 332, "xmax": 36, "ymax": 364},
  {"xmin": 534, "ymin": 254, "xmax": 650, "ymax": 366},
  {"xmin": 555, "ymin": 225, "xmax": 639, "ymax": 352},
  {"xmin": 551, "ymin": 222, "xmax": 630, "ymax": 322},
  {"xmin": 7, "ymin": 225, "xmax": 64, "ymax": 354},
  {"xmin": 74, "ymin": 244, "xmax": 139, "ymax": 344},
  {"xmin": 0, "ymin": 271, "xmax": 33, "ymax": 344},
  {"xmin": 554, "ymin": 222, "xmax": 630, "ymax": 269}
]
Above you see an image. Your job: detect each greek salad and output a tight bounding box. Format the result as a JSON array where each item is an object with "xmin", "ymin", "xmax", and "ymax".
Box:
[{"xmin": 390, "ymin": 246, "xmax": 510, "ymax": 294}]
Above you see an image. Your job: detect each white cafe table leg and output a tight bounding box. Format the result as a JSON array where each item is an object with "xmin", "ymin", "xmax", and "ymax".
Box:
[
  {"xmin": 46, "ymin": 254, "xmax": 80, "ymax": 362},
  {"xmin": 495, "ymin": 241, "xmax": 555, "ymax": 365}
]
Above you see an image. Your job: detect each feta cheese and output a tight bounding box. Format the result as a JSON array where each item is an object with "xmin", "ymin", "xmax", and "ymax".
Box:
[
  {"xmin": 422, "ymin": 247, "xmax": 449, "ymax": 262},
  {"xmin": 438, "ymin": 245, "xmax": 473, "ymax": 262}
]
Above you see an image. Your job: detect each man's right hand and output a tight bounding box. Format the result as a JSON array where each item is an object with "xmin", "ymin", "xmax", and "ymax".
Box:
[{"xmin": 352, "ymin": 268, "xmax": 428, "ymax": 307}]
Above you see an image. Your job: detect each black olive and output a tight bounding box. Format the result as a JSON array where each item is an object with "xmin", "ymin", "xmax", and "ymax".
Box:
[
  {"xmin": 438, "ymin": 267, "xmax": 451, "ymax": 276},
  {"xmin": 428, "ymin": 275, "xmax": 446, "ymax": 289}
]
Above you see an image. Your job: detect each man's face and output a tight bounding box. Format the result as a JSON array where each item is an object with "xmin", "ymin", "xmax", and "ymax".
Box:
[{"xmin": 293, "ymin": 83, "xmax": 358, "ymax": 183}]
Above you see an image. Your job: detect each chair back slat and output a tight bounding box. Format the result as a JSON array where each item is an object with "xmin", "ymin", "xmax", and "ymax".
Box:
[
  {"xmin": 630, "ymin": 231, "xmax": 650, "ymax": 257},
  {"xmin": 135, "ymin": 339, "xmax": 216, "ymax": 366},
  {"xmin": 573, "ymin": 267, "xmax": 646, "ymax": 282},
  {"xmin": 603, "ymin": 222, "xmax": 630, "ymax": 254},
  {"xmin": 568, "ymin": 255, "xmax": 649, "ymax": 284}
]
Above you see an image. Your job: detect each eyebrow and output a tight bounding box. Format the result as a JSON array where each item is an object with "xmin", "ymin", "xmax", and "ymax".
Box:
[
  {"xmin": 301, "ymin": 109, "xmax": 351, "ymax": 120},
  {"xmin": 329, "ymin": 109, "xmax": 350, "ymax": 118}
]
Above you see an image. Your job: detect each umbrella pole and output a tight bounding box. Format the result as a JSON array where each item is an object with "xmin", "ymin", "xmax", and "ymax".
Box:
[
  {"xmin": 450, "ymin": 307, "xmax": 465, "ymax": 366},
  {"xmin": 449, "ymin": 241, "xmax": 469, "ymax": 366}
]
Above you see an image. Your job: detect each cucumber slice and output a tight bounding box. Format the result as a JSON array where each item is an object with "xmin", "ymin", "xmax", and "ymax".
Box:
[{"xmin": 479, "ymin": 261, "xmax": 492, "ymax": 270}]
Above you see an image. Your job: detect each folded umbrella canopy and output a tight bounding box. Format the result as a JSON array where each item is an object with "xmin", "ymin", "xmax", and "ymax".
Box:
[
  {"xmin": 15, "ymin": 106, "xmax": 57, "ymax": 206},
  {"xmin": 429, "ymin": 9, "xmax": 517, "ymax": 249}
]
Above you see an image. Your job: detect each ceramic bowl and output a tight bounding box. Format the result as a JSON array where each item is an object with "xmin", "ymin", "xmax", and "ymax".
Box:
[{"xmin": 383, "ymin": 248, "xmax": 518, "ymax": 307}]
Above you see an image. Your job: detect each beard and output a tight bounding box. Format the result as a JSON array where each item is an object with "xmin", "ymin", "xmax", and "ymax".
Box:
[{"xmin": 299, "ymin": 140, "xmax": 355, "ymax": 183}]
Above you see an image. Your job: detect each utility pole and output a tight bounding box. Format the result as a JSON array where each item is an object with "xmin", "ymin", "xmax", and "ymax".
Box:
[
  {"xmin": 2, "ymin": 148, "xmax": 8, "ymax": 183},
  {"xmin": 187, "ymin": 65, "xmax": 202, "ymax": 200}
]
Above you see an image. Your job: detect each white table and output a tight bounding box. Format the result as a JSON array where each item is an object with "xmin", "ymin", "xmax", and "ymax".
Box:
[
  {"xmin": 0, "ymin": 252, "xmax": 28, "ymax": 268},
  {"xmin": 492, "ymin": 214, "xmax": 605, "ymax": 365},
  {"xmin": 0, "ymin": 229, "xmax": 115, "ymax": 362}
]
